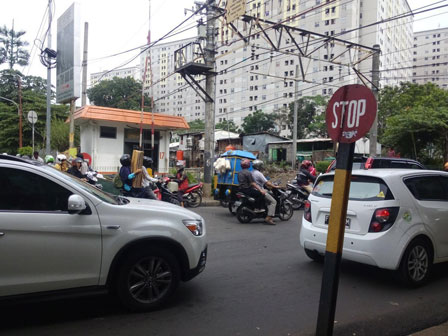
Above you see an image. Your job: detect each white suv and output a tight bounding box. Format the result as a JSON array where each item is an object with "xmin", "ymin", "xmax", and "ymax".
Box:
[
  {"xmin": 300, "ymin": 169, "xmax": 448, "ymax": 286},
  {"xmin": 0, "ymin": 155, "xmax": 207, "ymax": 311}
]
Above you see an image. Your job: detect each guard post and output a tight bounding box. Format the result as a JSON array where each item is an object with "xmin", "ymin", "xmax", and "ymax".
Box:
[{"xmin": 316, "ymin": 85, "xmax": 377, "ymax": 336}]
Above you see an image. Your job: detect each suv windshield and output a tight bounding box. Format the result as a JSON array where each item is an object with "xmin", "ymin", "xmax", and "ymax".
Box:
[
  {"xmin": 41, "ymin": 165, "xmax": 120, "ymax": 205},
  {"xmin": 313, "ymin": 175, "xmax": 394, "ymax": 201}
]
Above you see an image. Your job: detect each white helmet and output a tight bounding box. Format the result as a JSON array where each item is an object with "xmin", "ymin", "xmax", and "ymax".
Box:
[{"xmin": 56, "ymin": 154, "xmax": 67, "ymax": 164}]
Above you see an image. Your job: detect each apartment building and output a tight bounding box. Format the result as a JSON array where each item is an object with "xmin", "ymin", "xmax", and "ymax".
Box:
[
  {"xmin": 90, "ymin": 66, "xmax": 141, "ymax": 87},
  {"xmin": 140, "ymin": 37, "xmax": 206, "ymax": 122},
  {"xmin": 215, "ymin": 0, "xmax": 413, "ymax": 136},
  {"xmin": 412, "ymin": 27, "xmax": 448, "ymax": 89}
]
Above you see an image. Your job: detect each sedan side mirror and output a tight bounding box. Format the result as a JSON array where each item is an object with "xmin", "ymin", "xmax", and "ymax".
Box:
[{"xmin": 68, "ymin": 194, "xmax": 87, "ymax": 214}]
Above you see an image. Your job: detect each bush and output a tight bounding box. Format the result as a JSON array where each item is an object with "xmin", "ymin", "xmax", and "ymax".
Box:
[
  {"xmin": 18, "ymin": 146, "xmax": 33, "ymax": 157},
  {"xmin": 315, "ymin": 161, "xmax": 330, "ymax": 174}
]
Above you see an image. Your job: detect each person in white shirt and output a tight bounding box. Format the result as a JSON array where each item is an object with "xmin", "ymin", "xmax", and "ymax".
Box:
[
  {"xmin": 142, "ymin": 156, "xmax": 158, "ymax": 200},
  {"xmin": 32, "ymin": 151, "xmax": 44, "ymax": 163}
]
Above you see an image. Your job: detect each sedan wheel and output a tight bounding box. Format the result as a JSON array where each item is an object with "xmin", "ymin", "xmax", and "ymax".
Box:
[
  {"xmin": 397, "ymin": 238, "xmax": 432, "ymax": 287},
  {"xmin": 116, "ymin": 248, "xmax": 180, "ymax": 311}
]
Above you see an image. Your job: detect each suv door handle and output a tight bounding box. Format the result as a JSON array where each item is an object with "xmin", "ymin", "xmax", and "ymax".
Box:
[
  {"xmin": 0, "ymin": 232, "xmax": 5, "ymax": 237},
  {"xmin": 106, "ymin": 225, "xmax": 120, "ymax": 230}
]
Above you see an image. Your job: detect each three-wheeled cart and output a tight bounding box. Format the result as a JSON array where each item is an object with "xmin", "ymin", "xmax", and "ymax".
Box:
[{"xmin": 213, "ymin": 150, "xmax": 256, "ymax": 214}]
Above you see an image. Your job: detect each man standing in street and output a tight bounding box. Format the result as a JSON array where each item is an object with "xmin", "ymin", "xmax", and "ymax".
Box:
[{"xmin": 32, "ymin": 151, "xmax": 44, "ymax": 163}]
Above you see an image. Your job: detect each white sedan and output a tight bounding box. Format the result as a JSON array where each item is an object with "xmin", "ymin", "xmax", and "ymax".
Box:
[{"xmin": 300, "ymin": 169, "xmax": 448, "ymax": 286}]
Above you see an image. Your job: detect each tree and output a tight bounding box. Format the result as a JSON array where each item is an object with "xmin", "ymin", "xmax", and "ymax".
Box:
[
  {"xmin": 87, "ymin": 77, "xmax": 147, "ymax": 111},
  {"xmin": 188, "ymin": 119, "xmax": 205, "ymax": 131},
  {"xmin": 287, "ymin": 95, "xmax": 327, "ymax": 139},
  {"xmin": 216, "ymin": 120, "xmax": 239, "ymax": 133},
  {"xmin": 241, "ymin": 110, "xmax": 277, "ymax": 133},
  {"xmin": 0, "ymin": 25, "xmax": 30, "ymax": 69},
  {"xmin": 379, "ymin": 82, "xmax": 448, "ymax": 163}
]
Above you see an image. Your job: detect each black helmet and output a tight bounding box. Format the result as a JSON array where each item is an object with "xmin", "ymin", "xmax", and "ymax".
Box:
[
  {"xmin": 143, "ymin": 156, "xmax": 153, "ymax": 167},
  {"xmin": 76, "ymin": 153, "xmax": 84, "ymax": 159},
  {"xmin": 252, "ymin": 159, "xmax": 264, "ymax": 170},
  {"xmin": 120, "ymin": 154, "xmax": 131, "ymax": 166}
]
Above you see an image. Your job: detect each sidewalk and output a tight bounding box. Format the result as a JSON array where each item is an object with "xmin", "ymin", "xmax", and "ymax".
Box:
[{"xmin": 409, "ymin": 322, "xmax": 448, "ymax": 336}]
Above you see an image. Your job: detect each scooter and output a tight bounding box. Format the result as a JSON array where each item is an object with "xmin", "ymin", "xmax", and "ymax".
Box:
[
  {"xmin": 235, "ymin": 188, "xmax": 293, "ymax": 224},
  {"xmin": 154, "ymin": 178, "xmax": 180, "ymax": 205},
  {"xmin": 285, "ymin": 180, "xmax": 309, "ymax": 210}
]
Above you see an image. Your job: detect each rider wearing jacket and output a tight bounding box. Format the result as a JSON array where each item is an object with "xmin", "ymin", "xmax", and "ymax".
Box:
[
  {"xmin": 119, "ymin": 154, "xmax": 145, "ymax": 197},
  {"xmin": 296, "ymin": 160, "xmax": 316, "ymax": 193}
]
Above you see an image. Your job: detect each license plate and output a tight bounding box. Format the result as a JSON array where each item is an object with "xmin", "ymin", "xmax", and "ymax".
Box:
[{"xmin": 324, "ymin": 215, "xmax": 351, "ymax": 228}]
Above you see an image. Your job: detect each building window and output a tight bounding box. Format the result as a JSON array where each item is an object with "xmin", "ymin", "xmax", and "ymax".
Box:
[{"xmin": 100, "ymin": 126, "xmax": 117, "ymax": 139}]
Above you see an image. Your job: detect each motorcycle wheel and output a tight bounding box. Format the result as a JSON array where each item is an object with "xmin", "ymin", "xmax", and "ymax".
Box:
[
  {"xmin": 278, "ymin": 202, "xmax": 293, "ymax": 221},
  {"xmin": 236, "ymin": 206, "xmax": 252, "ymax": 224},
  {"xmin": 186, "ymin": 191, "xmax": 202, "ymax": 208},
  {"xmin": 289, "ymin": 195, "xmax": 305, "ymax": 210}
]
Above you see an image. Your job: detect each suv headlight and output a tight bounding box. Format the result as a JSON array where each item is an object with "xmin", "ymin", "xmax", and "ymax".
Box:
[{"xmin": 182, "ymin": 219, "xmax": 203, "ymax": 236}]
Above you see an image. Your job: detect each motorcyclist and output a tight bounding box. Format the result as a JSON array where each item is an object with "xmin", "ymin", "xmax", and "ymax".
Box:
[
  {"xmin": 296, "ymin": 160, "xmax": 316, "ymax": 194},
  {"xmin": 237, "ymin": 159, "xmax": 273, "ymax": 225},
  {"xmin": 67, "ymin": 157, "xmax": 87, "ymax": 180},
  {"xmin": 45, "ymin": 155, "xmax": 55, "ymax": 166},
  {"xmin": 76, "ymin": 153, "xmax": 89, "ymax": 175},
  {"xmin": 54, "ymin": 154, "xmax": 69, "ymax": 171},
  {"xmin": 176, "ymin": 163, "xmax": 189, "ymax": 207},
  {"xmin": 141, "ymin": 156, "xmax": 158, "ymax": 200},
  {"xmin": 251, "ymin": 159, "xmax": 280, "ymax": 225},
  {"xmin": 119, "ymin": 154, "xmax": 151, "ymax": 198}
]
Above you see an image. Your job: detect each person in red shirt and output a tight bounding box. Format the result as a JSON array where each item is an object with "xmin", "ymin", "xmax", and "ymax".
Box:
[{"xmin": 176, "ymin": 163, "xmax": 189, "ymax": 207}]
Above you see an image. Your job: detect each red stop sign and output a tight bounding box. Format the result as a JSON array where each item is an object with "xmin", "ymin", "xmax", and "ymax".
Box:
[{"xmin": 326, "ymin": 84, "xmax": 377, "ymax": 143}]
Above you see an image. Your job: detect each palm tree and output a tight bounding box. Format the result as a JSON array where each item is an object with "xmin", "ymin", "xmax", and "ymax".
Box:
[{"xmin": 0, "ymin": 24, "xmax": 30, "ymax": 69}]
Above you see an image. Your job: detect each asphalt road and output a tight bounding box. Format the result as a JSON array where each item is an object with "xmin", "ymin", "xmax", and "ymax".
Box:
[{"xmin": 1, "ymin": 206, "xmax": 448, "ymax": 336}]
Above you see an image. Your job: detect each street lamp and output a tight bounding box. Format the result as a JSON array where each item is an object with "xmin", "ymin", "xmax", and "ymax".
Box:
[
  {"xmin": 0, "ymin": 96, "xmax": 19, "ymax": 115},
  {"xmin": 0, "ymin": 96, "xmax": 22, "ymax": 148}
]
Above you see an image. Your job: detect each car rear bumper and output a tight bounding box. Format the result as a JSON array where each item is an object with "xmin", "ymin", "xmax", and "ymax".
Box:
[{"xmin": 300, "ymin": 219, "xmax": 401, "ymax": 270}]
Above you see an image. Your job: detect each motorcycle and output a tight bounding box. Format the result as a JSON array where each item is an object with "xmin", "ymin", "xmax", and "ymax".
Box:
[
  {"xmin": 235, "ymin": 187, "xmax": 293, "ymax": 224},
  {"xmin": 181, "ymin": 182, "xmax": 203, "ymax": 208},
  {"xmin": 86, "ymin": 170, "xmax": 104, "ymax": 190},
  {"xmin": 153, "ymin": 177, "xmax": 181, "ymax": 205},
  {"xmin": 285, "ymin": 180, "xmax": 309, "ymax": 210}
]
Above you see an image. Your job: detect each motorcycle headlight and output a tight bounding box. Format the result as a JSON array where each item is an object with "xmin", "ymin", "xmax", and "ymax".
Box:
[{"xmin": 182, "ymin": 219, "xmax": 203, "ymax": 236}]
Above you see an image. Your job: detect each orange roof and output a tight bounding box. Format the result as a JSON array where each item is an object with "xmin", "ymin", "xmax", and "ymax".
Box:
[{"xmin": 73, "ymin": 105, "xmax": 189, "ymax": 130}]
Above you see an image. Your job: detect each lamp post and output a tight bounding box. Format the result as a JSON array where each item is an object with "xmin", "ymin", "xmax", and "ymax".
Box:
[{"xmin": 0, "ymin": 97, "xmax": 21, "ymax": 147}]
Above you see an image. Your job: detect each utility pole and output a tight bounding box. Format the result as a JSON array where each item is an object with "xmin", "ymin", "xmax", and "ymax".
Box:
[
  {"xmin": 292, "ymin": 64, "xmax": 299, "ymax": 170},
  {"xmin": 81, "ymin": 22, "xmax": 89, "ymax": 106},
  {"xmin": 203, "ymin": 0, "xmax": 216, "ymax": 197},
  {"xmin": 69, "ymin": 99, "xmax": 75, "ymax": 149},
  {"xmin": 45, "ymin": 0, "xmax": 53, "ymax": 154},
  {"xmin": 18, "ymin": 77, "xmax": 23, "ymax": 148},
  {"xmin": 369, "ymin": 44, "xmax": 380, "ymax": 156}
]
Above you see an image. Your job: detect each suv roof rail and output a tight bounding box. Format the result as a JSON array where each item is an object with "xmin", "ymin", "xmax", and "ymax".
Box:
[{"xmin": 0, "ymin": 154, "xmax": 43, "ymax": 165}]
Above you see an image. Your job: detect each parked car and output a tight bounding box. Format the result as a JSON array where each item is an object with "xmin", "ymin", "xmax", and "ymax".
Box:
[
  {"xmin": 0, "ymin": 155, "xmax": 207, "ymax": 311},
  {"xmin": 300, "ymin": 169, "xmax": 448, "ymax": 286},
  {"xmin": 325, "ymin": 156, "xmax": 425, "ymax": 172}
]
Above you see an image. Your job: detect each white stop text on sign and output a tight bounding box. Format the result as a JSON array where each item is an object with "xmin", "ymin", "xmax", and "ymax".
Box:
[{"xmin": 331, "ymin": 99, "xmax": 366, "ymax": 129}]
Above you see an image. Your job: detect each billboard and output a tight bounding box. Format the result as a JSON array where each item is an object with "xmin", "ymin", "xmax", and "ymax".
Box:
[{"xmin": 56, "ymin": 2, "xmax": 81, "ymax": 103}]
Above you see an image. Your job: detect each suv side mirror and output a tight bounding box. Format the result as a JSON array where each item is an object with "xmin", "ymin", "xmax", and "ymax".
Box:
[{"xmin": 68, "ymin": 194, "xmax": 87, "ymax": 214}]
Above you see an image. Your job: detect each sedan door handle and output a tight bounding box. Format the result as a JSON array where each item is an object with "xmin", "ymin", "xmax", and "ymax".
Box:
[
  {"xmin": 106, "ymin": 225, "xmax": 120, "ymax": 230},
  {"xmin": 0, "ymin": 232, "xmax": 4, "ymax": 237}
]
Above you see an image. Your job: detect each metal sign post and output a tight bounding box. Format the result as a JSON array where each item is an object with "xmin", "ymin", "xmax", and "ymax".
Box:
[
  {"xmin": 27, "ymin": 110, "xmax": 38, "ymax": 153},
  {"xmin": 316, "ymin": 85, "xmax": 377, "ymax": 336}
]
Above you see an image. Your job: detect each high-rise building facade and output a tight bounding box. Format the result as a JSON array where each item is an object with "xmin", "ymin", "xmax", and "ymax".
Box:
[
  {"xmin": 140, "ymin": 37, "xmax": 206, "ymax": 122},
  {"xmin": 90, "ymin": 66, "xmax": 141, "ymax": 87},
  {"xmin": 412, "ymin": 27, "xmax": 448, "ymax": 89}
]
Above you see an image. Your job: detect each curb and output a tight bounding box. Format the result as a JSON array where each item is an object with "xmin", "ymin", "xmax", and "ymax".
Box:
[{"xmin": 201, "ymin": 199, "xmax": 221, "ymax": 207}]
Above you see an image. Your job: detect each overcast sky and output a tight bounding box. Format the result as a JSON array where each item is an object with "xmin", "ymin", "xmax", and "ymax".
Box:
[{"xmin": 1, "ymin": 0, "xmax": 447, "ymax": 83}]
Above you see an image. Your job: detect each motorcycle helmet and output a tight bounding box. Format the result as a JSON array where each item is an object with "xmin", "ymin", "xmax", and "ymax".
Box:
[
  {"xmin": 56, "ymin": 154, "xmax": 67, "ymax": 164},
  {"xmin": 45, "ymin": 155, "xmax": 54, "ymax": 164},
  {"xmin": 301, "ymin": 160, "xmax": 312, "ymax": 169},
  {"xmin": 241, "ymin": 159, "xmax": 251, "ymax": 169},
  {"xmin": 252, "ymin": 159, "xmax": 264, "ymax": 171},
  {"xmin": 120, "ymin": 154, "xmax": 131, "ymax": 166},
  {"xmin": 74, "ymin": 157, "xmax": 83, "ymax": 164},
  {"xmin": 143, "ymin": 156, "xmax": 153, "ymax": 167}
]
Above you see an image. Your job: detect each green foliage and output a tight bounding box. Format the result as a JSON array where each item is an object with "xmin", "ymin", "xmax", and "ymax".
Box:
[
  {"xmin": 216, "ymin": 119, "xmax": 239, "ymax": 133},
  {"xmin": 87, "ymin": 77, "xmax": 147, "ymax": 111},
  {"xmin": 379, "ymin": 82, "xmax": 448, "ymax": 162},
  {"xmin": 18, "ymin": 146, "xmax": 32, "ymax": 156},
  {"xmin": 315, "ymin": 161, "xmax": 330, "ymax": 174},
  {"xmin": 187, "ymin": 119, "xmax": 205, "ymax": 131},
  {"xmin": 288, "ymin": 96, "xmax": 327, "ymax": 138},
  {"xmin": 0, "ymin": 25, "xmax": 30, "ymax": 69},
  {"xmin": 242, "ymin": 109, "xmax": 277, "ymax": 133}
]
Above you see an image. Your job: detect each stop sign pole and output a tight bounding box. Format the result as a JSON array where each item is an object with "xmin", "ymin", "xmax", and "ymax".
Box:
[{"xmin": 316, "ymin": 85, "xmax": 376, "ymax": 336}]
